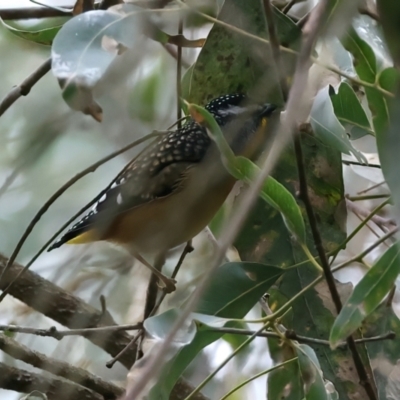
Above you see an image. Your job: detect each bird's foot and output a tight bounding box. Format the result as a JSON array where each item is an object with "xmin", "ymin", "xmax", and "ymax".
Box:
[{"xmin": 157, "ymin": 276, "xmax": 177, "ymax": 293}]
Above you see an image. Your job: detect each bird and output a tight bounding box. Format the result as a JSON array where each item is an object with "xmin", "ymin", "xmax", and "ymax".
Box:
[{"xmin": 48, "ymin": 93, "xmax": 277, "ymax": 299}]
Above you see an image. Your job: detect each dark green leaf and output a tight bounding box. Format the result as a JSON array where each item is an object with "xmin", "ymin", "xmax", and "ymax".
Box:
[
  {"xmin": 235, "ymin": 158, "xmax": 306, "ymax": 244},
  {"xmin": 363, "ymin": 303, "xmax": 400, "ymax": 400},
  {"xmin": 330, "ymin": 244, "xmax": 400, "ymax": 348},
  {"xmin": 330, "ymin": 82, "xmax": 373, "ymax": 138},
  {"xmin": 196, "ymin": 262, "xmax": 283, "ymax": 317},
  {"xmin": 268, "ymin": 358, "xmax": 303, "ymax": 400},
  {"xmin": 310, "ymin": 86, "xmax": 367, "ymax": 162},
  {"xmin": 379, "ymin": 67, "xmax": 400, "ymax": 92},
  {"xmin": 182, "ymin": 1, "xmax": 301, "ymax": 106},
  {"xmin": 376, "ymin": 1, "xmax": 400, "ymax": 65}
]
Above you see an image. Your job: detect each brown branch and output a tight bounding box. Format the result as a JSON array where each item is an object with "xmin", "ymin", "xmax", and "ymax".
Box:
[
  {"xmin": 0, "ymin": 7, "xmax": 71, "ymax": 20},
  {"xmin": 0, "ymin": 334, "xmax": 124, "ymax": 399},
  {"xmin": 0, "ymin": 254, "xmax": 209, "ymax": 400},
  {"xmin": 0, "ymin": 253, "xmax": 137, "ymax": 368},
  {"xmin": 0, "ymin": 58, "xmax": 51, "ymax": 118},
  {"xmin": 0, "ymin": 323, "xmax": 142, "ymax": 338},
  {"xmin": 0, "ymin": 361, "xmax": 103, "ymax": 400}
]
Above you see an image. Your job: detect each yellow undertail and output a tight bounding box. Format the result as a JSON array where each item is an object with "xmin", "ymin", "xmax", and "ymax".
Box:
[{"xmin": 66, "ymin": 230, "xmax": 97, "ymax": 245}]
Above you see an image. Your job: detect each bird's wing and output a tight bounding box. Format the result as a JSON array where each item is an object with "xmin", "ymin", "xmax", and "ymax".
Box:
[{"xmin": 48, "ymin": 122, "xmax": 211, "ymax": 250}]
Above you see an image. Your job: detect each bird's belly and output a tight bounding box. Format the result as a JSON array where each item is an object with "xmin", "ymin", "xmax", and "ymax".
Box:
[{"xmin": 107, "ymin": 178, "xmax": 235, "ymax": 255}]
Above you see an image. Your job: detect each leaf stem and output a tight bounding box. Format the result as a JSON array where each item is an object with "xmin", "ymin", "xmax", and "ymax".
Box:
[{"xmin": 218, "ymin": 358, "xmax": 297, "ymax": 400}]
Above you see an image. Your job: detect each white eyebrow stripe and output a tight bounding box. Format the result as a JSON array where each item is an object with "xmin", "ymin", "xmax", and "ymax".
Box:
[{"xmin": 217, "ymin": 106, "xmax": 248, "ymax": 116}]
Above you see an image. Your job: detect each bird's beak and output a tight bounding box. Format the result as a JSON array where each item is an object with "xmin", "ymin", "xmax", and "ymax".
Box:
[{"xmin": 260, "ymin": 103, "xmax": 277, "ymax": 117}]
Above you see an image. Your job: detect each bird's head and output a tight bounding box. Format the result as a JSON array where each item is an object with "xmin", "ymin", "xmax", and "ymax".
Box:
[
  {"xmin": 205, "ymin": 93, "xmax": 277, "ymax": 126},
  {"xmin": 205, "ymin": 93, "xmax": 278, "ymax": 158}
]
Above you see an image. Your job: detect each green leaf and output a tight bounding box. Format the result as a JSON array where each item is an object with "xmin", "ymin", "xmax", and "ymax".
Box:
[
  {"xmin": 378, "ymin": 67, "xmax": 400, "ymax": 93},
  {"xmin": 363, "ymin": 303, "xmax": 400, "ymax": 400},
  {"xmin": 341, "ymin": 26, "xmax": 391, "ymax": 138},
  {"xmin": 330, "ymin": 244, "xmax": 400, "ymax": 348},
  {"xmin": 268, "ymin": 358, "xmax": 303, "ymax": 400},
  {"xmin": 296, "ymin": 344, "xmax": 330, "ymax": 400},
  {"xmin": 267, "ymin": 289, "xmax": 303, "ymax": 400},
  {"xmin": 182, "ymin": 1, "xmax": 301, "ymax": 106},
  {"xmin": 195, "ymin": 262, "xmax": 283, "ymax": 317},
  {"xmin": 0, "ymin": 18, "xmax": 67, "ymax": 45},
  {"xmin": 236, "ymin": 157, "xmax": 306, "ymax": 243},
  {"xmin": 329, "ymin": 82, "xmax": 373, "ymax": 139},
  {"xmin": 310, "ymin": 86, "xmax": 367, "ymax": 162},
  {"xmin": 143, "ymin": 262, "xmax": 283, "ymax": 400}
]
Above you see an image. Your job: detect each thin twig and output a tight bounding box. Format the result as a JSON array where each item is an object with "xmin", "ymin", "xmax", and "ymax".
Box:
[
  {"xmin": 294, "ymin": 134, "xmax": 378, "ymax": 400},
  {"xmin": 204, "ymin": 327, "xmax": 395, "ymax": 348},
  {"xmin": 343, "ymin": 160, "xmax": 381, "ymax": 169},
  {"xmin": 149, "ymin": 240, "xmax": 194, "ymax": 317},
  {"xmin": 0, "ymin": 334, "xmax": 124, "ymax": 399},
  {"xmin": 0, "ymin": 59, "xmax": 51, "ymax": 118},
  {"xmin": 0, "ymin": 323, "xmax": 142, "ymax": 338},
  {"xmin": 106, "ymin": 330, "xmax": 142, "ymax": 369},
  {"xmin": 358, "ymin": 181, "xmax": 386, "ymax": 195},
  {"xmin": 0, "ymin": 132, "xmax": 161, "ymax": 304},
  {"xmin": 333, "ymin": 228, "xmax": 399, "ymax": 273},
  {"xmin": 185, "ymin": 322, "xmax": 272, "ymax": 399},
  {"xmin": 346, "ymin": 199, "xmax": 396, "ymax": 230},
  {"xmin": 347, "ymin": 194, "xmax": 391, "ymax": 202}
]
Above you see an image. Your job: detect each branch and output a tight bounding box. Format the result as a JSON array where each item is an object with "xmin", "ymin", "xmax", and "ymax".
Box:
[
  {"xmin": 0, "ymin": 323, "xmax": 141, "ymax": 338},
  {"xmin": 0, "ymin": 7, "xmax": 71, "ymax": 20},
  {"xmin": 204, "ymin": 327, "xmax": 395, "ymax": 348},
  {"xmin": 0, "ymin": 254, "xmax": 137, "ymax": 368},
  {"xmin": 0, "ymin": 334, "xmax": 124, "ymax": 399},
  {"xmin": 0, "ymin": 58, "xmax": 51, "ymax": 118},
  {"xmin": 0, "ymin": 254, "xmax": 209, "ymax": 400},
  {"xmin": 0, "ymin": 361, "xmax": 103, "ymax": 400}
]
